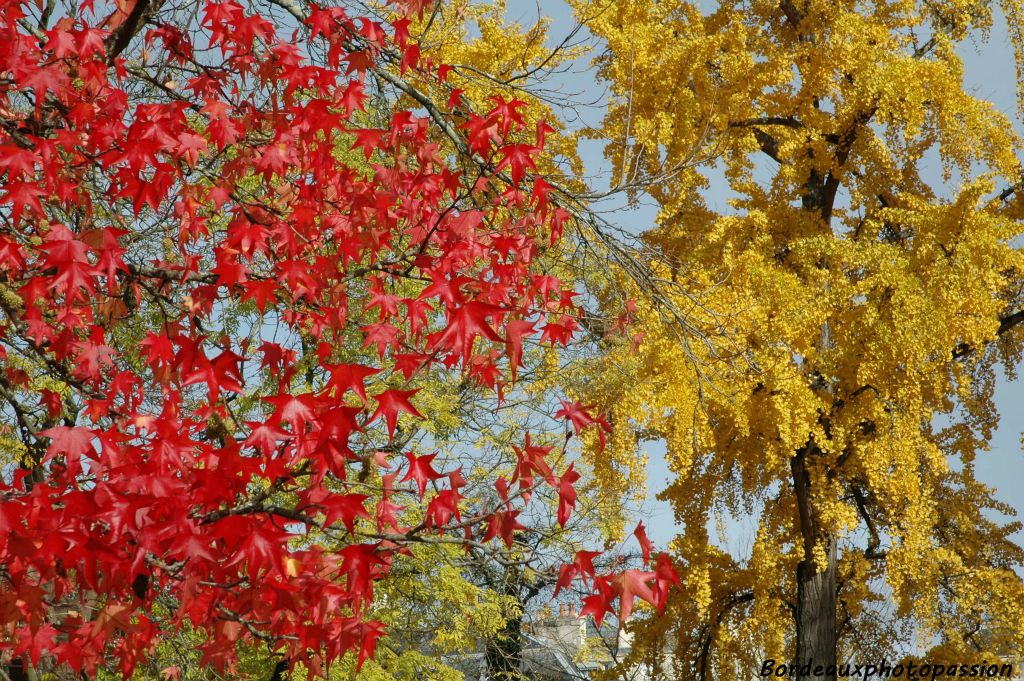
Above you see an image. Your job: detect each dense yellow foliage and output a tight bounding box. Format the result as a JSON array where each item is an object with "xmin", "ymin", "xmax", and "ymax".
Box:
[{"xmin": 572, "ymin": 0, "xmax": 1024, "ymax": 672}]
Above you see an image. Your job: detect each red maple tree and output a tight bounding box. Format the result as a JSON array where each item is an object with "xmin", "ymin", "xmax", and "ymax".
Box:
[{"xmin": 0, "ymin": 0, "xmax": 678, "ymax": 676}]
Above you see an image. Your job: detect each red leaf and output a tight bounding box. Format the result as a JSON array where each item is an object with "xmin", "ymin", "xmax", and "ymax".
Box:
[
  {"xmin": 505, "ymin": 319, "xmax": 535, "ymax": 382},
  {"xmin": 38, "ymin": 426, "xmax": 95, "ymax": 477},
  {"xmin": 365, "ymin": 277, "xmax": 401, "ymax": 319},
  {"xmin": 357, "ymin": 620, "xmax": 386, "ymax": 670},
  {"xmin": 651, "ymin": 553, "xmax": 682, "ymax": 613},
  {"xmin": 554, "ymin": 563, "xmax": 578, "ymax": 597},
  {"xmin": 557, "ymin": 399, "xmax": 598, "ymax": 430},
  {"xmin": 369, "ymin": 389, "xmax": 424, "ymax": 439},
  {"xmin": 612, "ymin": 569, "xmax": 656, "ymax": 623},
  {"xmin": 574, "ymin": 550, "xmax": 601, "ymax": 582},
  {"xmin": 511, "ymin": 433, "xmax": 553, "ymax": 489},
  {"xmin": 447, "ymin": 88, "xmax": 465, "ymax": 109},
  {"xmin": 399, "ymin": 43, "xmax": 420, "ymax": 74},
  {"xmin": 322, "ymin": 493, "xmax": 371, "ymax": 534},
  {"xmin": 241, "ymin": 279, "xmax": 277, "ymax": 312},
  {"xmin": 339, "ymin": 544, "xmax": 385, "ymax": 612},
  {"xmin": 633, "ymin": 521, "xmax": 654, "ymax": 564},
  {"xmin": 339, "ymin": 80, "xmax": 368, "ymax": 114},
  {"xmin": 484, "ymin": 507, "xmax": 527, "ymax": 548},
  {"xmin": 399, "ymin": 451, "xmax": 442, "ymax": 498},
  {"xmin": 181, "ymin": 347, "xmax": 245, "ymax": 402},
  {"xmin": 263, "ymin": 392, "xmax": 320, "ymax": 435},
  {"xmin": 242, "ymin": 421, "xmax": 291, "ymax": 455},
  {"xmin": 350, "ymin": 128, "xmax": 385, "ymax": 159},
  {"xmin": 579, "ymin": 577, "xmax": 615, "ymax": 628},
  {"xmin": 429, "ymin": 302, "xmax": 503, "ymax": 361},
  {"xmin": 38, "ymin": 389, "xmax": 63, "ymax": 419},
  {"xmin": 174, "ymin": 533, "xmax": 216, "ymax": 563},
  {"xmin": 322, "ymin": 363, "xmax": 380, "ymax": 402},
  {"xmin": 556, "ymin": 463, "xmax": 581, "ymax": 527},
  {"xmin": 495, "ymin": 143, "xmax": 538, "ymax": 184},
  {"xmin": 425, "ymin": 489, "xmax": 462, "ymax": 530},
  {"xmin": 487, "ymin": 96, "xmax": 528, "ymax": 136},
  {"xmin": 362, "ymin": 322, "xmax": 401, "ymax": 358},
  {"xmin": 227, "ymin": 527, "xmax": 281, "ymax": 577},
  {"xmin": 555, "ymin": 401, "xmax": 612, "ymax": 449}
]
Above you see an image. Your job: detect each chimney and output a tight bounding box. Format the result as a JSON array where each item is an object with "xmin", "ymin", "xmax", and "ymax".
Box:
[{"xmin": 534, "ymin": 602, "xmax": 586, "ymax": 657}]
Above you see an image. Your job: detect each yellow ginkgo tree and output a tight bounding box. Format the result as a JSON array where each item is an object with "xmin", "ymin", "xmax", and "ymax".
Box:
[{"xmin": 566, "ymin": 0, "xmax": 1024, "ymax": 676}]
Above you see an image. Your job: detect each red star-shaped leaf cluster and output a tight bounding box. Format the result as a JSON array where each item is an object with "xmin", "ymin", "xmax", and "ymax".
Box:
[{"xmin": 0, "ymin": 0, "xmax": 618, "ymax": 675}]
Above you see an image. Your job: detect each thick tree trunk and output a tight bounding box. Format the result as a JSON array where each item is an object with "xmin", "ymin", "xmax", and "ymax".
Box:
[
  {"xmin": 791, "ymin": 444, "xmax": 838, "ymax": 680},
  {"xmin": 795, "ymin": 540, "xmax": 837, "ymax": 678}
]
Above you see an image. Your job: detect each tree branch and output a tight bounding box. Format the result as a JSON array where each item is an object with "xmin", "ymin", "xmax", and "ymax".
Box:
[
  {"xmin": 851, "ymin": 485, "xmax": 886, "ymax": 560},
  {"xmin": 952, "ymin": 308, "xmax": 1024, "ymax": 359},
  {"xmin": 106, "ymin": 0, "xmax": 166, "ymax": 64}
]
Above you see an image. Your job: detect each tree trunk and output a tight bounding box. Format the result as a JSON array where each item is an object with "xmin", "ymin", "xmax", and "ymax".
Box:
[
  {"xmin": 484, "ymin": 614, "xmax": 523, "ymax": 681},
  {"xmin": 795, "ymin": 540, "xmax": 837, "ymax": 679},
  {"xmin": 4, "ymin": 657, "xmax": 39, "ymax": 681},
  {"xmin": 791, "ymin": 444, "xmax": 837, "ymax": 680},
  {"xmin": 485, "ymin": 562, "xmax": 525, "ymax": 681}
]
